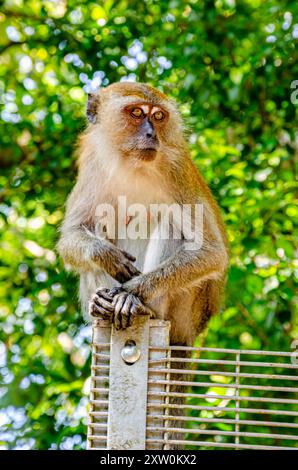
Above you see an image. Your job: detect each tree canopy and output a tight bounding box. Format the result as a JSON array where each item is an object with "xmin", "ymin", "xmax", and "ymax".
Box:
[{"xmin": 0, "ymin": 0, "xmax": 297, "ymax": 450}]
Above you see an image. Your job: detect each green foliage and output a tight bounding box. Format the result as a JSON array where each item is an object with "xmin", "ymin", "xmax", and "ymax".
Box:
[{"xmin": 0, "ymin": 0, "xmax": 297, "ymax": 449}]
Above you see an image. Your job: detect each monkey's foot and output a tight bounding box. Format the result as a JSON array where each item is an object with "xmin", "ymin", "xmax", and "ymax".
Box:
[
  {"xmin": 89, "ymin": 288, "xmax": 114, "ymax": 320},
  {"xmin": 110, "ymin": 288, "xmax": 155, "ymax": 330}
]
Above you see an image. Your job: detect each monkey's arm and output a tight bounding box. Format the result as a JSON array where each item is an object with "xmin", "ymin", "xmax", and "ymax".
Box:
[
  {"xmin": 58, "ymin": 226, "xmax": 140, "ymax": 283},
  {"xmin": 57, "ymin": 176, "xmax": 141, "ymax": 282},
  {"xmin": 122, "ymin": 211, "xmax": 228, "ymax": 303}
]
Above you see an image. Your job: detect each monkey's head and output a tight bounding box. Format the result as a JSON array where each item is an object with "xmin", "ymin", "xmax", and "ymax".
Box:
[{"xmin": 86, "ymin": 82, "xmax": 184, "ymax": 163}]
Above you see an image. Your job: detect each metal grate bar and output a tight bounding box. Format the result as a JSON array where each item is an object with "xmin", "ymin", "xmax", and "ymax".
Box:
[
  {"xmin": 148, "ymin": 379, "xmax": 298, "ymax": 392},
  {"xmin": 149, "ymin": 346, "xmax": 296, "ymax": 356},
  {"xmin": 89, "ymin": 411, "xmax": 108, "ymax": 417},
  {"xmin": 147, "ymin": 426, "xmax": 298, "ymax": 441},
  {"xmin": 146, "ymin": 414, "xmax": 298, "ymax": 428},
  {"xmin": 147, "ymin": 391, "xmax": 298, "ymax": 404},
  {"xmin": 147, "ymin": 368, "xmax": 298, "ymax": 380},
  {"xmin": 146, "ymin": 402, "xmax": 298, "ymax": 416},
  {"xmin": 146, "ymin": 438, "xmax": 297, "ymax": 450},
  {"xmin": 148, "ymin": 359, "xmax": 297, "ymax": 369},
  {"xmin": 88, "ymin": 423, "xmax": 107, "ymax": 429}
]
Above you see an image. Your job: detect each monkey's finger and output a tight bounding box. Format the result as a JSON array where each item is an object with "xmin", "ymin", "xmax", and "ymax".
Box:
[
  {"xmin": 129, "ymin": 297, "xmax": 155, "ymax": 318},
  {"xmin": 109, "ymin": 286, "xmax": 124, "ymax": 297},
  {"xmin": 120, "ymin": 294, "xmax": 133, "ymax": 329},
  {"xmin": 89, "ymin": 301, "xmax": 112, "ymax": 319},
  {"xmin": 123, "ymin": 261, "xmax": 141, "ymax": 277},
  {"xmin": 91, "ymin": 310, "xmax": 112, "ymax": 320},
  {"xmin": 127, "ymin": 305, "xmax": 154, "ymax": 327},
  {"xmin": 90, "ymin": 303, "xmax": 113, "ymax": 318},
  {"xmin": 95, "ymin": 288, "xmax": 114, "ymax": 302},
  {"xmin": 133, "ymin": 296, "xmax": 156, "ymax": 318},
  {"xmin": 120, "ymin": 249, "xmax": 136, "ymax": 262},
  {"xmin": 144, "ymin": 305, "xmax": 156, "ymax": 319},
  {"xmin": 129, "ymin": 295, "xmax": 146, "ymax": 313},
  {"xmin": 93, "ymin": 293, "xmax": 114, "ymax": 310},
  {"xmin": 93, "ymin": 295, "xmax": 114, "ymax": 312},
  {"xmin": 114, "ymin": 272, "xmax": 127, "ymax": 283},
  {"xmin": 130, "ymin": 303, "xmax": 145, "ymax": 317},
  {"xmin": 121, "ymin": 261, "xmax": 140, "ymax": 276},
  {"xmin": 149, "ymin": 308, "xmax": 156, "ymax": 318},
  {"xmin": 128, "ymin": 307, "xmax": 140, "ymax": 327},
  {"xmin": 128, "ymin": 265, "xmax": 142, "ymax": 276},
  {"xmin": 133, "ymin": 296, "xmax": 155, "ymax": 317},
  {"xmin": 90, "ymin": 307, "xmax": 111, "ymax": 319},
  {"xmin": 113, "ymin": 294, "xmax": 127, "ymax": 330},
  {"xmin": 115, "ymin": 267, "xmax": 134, "ymax": 283},
  {"xmin": 113, "ymin": 304, "xmax": 122, "ymax": 331},
  {"xmin": 111, "ymin": 292, "xmax": 127, "ymax": 307}
]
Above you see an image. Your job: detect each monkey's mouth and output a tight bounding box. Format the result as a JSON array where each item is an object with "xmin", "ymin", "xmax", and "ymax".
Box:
[
  {"xmin": 138, "ymin": 148, "xmax": 158, "ymax": 161},
  {"xmin": 137, "ymin": 138, "xmax": 159, "ymax": 160}
]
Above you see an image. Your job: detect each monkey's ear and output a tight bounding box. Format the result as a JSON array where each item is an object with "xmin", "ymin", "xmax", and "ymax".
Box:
[{"xmin": 86, "ymin": 92, "xmax": 100, "ymax": 124}]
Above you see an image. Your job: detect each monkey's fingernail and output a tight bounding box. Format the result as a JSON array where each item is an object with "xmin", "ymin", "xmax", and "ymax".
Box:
[{"xmin": 122, "ymin": 250, "xmax": 136, "ymax": 261}]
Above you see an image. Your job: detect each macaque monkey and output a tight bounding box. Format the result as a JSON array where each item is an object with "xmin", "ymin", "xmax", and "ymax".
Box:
[
  {"xmin": 57, "ymin": 82, "xmax": 228, "ymax": 347},
  {"xmin": 58, "ymin": 82, "xmax": 228, "ymax": 448}
]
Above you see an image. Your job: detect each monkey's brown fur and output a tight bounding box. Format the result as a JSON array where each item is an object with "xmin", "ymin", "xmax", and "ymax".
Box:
[{"xmin": 57, "ymin": 82, "xmax": 228, "ymax": 346}]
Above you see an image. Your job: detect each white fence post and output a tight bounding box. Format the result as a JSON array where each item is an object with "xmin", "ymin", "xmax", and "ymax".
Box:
[
  {"xmin": 88, "ymin": 318, "xmax": 170, "ymax": 450},
  {"xmin": 107, "ymin": 316, "xmax": 150, "ymax": 450}
]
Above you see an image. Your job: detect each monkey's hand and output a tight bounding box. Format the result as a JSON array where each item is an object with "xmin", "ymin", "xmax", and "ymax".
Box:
[
  {"xmin": 89, "ymin": 288, "xmax": 114, "ymax": 320},
  {"xmin": 92, "ymin": 244, "xmax": 141, "ymax": 283},
  {"xmin": 89, "ymin": 287, "xmax": 155, "ymax": 330},
  {"xmin": 110, "ymin": 287, "xmax": 155, "ymax": 330}
]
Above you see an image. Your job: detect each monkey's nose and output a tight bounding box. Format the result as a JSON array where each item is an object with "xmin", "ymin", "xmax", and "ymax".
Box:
[{"xmin": 142, "ymin": 119, "xmax": 156, "ymax": 139}]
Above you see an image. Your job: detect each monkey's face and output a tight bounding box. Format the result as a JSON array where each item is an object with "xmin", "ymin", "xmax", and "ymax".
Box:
[
  {"xmin": 87, "ymin": 83, "xmax": 184, "ymax": 163},
  {"xmin": 116, "ymin": 102, "xmax": 168, "ymax": 162}
]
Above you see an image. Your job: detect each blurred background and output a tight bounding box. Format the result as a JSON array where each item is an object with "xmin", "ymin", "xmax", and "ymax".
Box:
[{"xmin": 0, "ymin": 0, "xmax": 297, "ymax": 450}]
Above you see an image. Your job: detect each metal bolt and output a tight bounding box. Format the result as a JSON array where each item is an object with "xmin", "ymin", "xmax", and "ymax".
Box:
[{"xmin": 121, "ymin": 340, "xmax": 141, "ymax": 365}]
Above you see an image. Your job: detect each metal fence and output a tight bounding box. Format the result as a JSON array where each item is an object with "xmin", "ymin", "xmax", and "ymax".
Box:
[{"xmin": 87, "ymin": 318, "xmax": 298, "ymax": 450}]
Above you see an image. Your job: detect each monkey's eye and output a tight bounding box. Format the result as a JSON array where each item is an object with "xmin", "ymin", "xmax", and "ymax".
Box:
[
  {"xmin": 153, "ymin": 110, "xmax": 165, "ymax": 121},
  {"xmin": 130, "ymin": 107, "xmax": 144, "ymax": 118}
]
